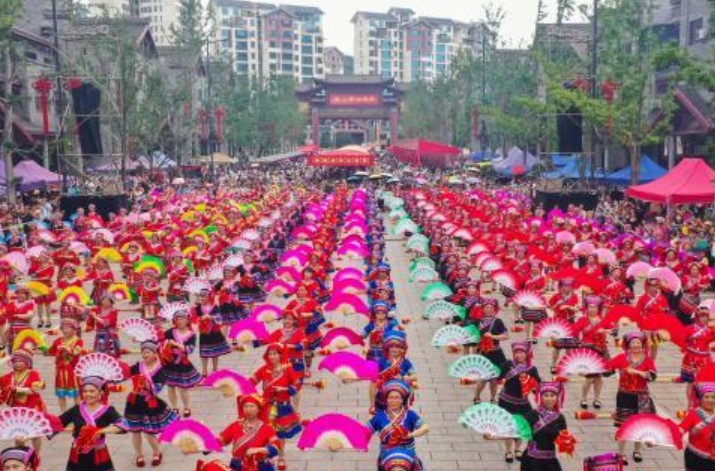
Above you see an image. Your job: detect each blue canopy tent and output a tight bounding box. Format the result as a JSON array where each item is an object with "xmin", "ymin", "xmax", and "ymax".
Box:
[
  {"xmin": 551, "ymin": 154, "xmax": 576, "ymax": 167},
  {"xmin": 544, "ymin": 158, "xmax": 605, "ymax": 180},
  {"xmin": 470, "ymin": 150, "xmax": 494, "ymax": 162},
  {"xmin": 604, "ymin": 155, "xmax": 667, "ymax": 185}
]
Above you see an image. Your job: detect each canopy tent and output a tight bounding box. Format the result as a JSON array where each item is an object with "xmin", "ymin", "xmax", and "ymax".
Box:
[
  {"xmin": 604, "ymin": 155, "xmax": 667, "ymax": 185},
  {"xmin": 551, "ymin": 154, "xmax": 577, "ymax": 167},
  {"xmin": 0, "ymin": 160, "xmax": 61, "ymax": 191},
  {"xmin": 625, "ymin": 158, "xmax": 715, "ymax": 204},
  {"xmin": 543, "ymin": 158, "xmax": 604, "ymax": 180},
  {"xmin": 388, "ymin": 139, "xmax": 460, "ymax": 169},
  {"xmin": 251, "ymin": 151, "xmax": 304, "ymax": 164},
  {"xmin": 136, "ymin": 153, "xmax": 177, "ymax": 169},
  {"xmin": 469, "ymin": 150, "xmax": 494, "ymax": 162},
  {"xmin": 492, "ymin": 147, "xmax": 540, "ymax": 176},
  {"xmin": 193, "ymin": 153, "xmax": 236, "ymax": 165}
]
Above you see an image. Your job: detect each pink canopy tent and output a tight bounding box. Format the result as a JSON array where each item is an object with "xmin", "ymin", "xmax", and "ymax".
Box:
[
  {"xmin": 0, "ymin": 160, "xmax": 61, "ymax": 191},
  {"xmin": 625, "ymin": 158, "xmax": 715, "ymax": 204},
  {"xmin": 389, "ymin": 139, "xmax": 461, "ymax": 168}
]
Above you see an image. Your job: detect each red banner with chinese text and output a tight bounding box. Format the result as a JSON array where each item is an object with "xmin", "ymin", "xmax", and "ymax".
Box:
[
  {"xmin": 328, "ymin": 94, "xmax": 380, "ymax": 107},
  {"xmin": 307, "ymin": 153, "xmax": 375, "ymax": 167}
]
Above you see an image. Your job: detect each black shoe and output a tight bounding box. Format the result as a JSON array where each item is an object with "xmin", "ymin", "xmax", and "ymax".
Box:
[
  {"xmin": 633, "ymin": 452, "xmax": 642, "ymax": 463},
  {"xmin": 593, "ymin": 400, "xmax": 602, "ymax": 409},
  {"xmin": 515, "ymin": 450, "xmax": 523, "ymax": 461},
  {"xmin": 580, "ymin": 400, "xmax": 588, "ymax": 410},
  {"xmin": 621, "ymin": 454, "xmax": 628, "ymax": 466},
  {"xmin": 504, "ymin": 453, "xmax": 514, "ymax": 463}
]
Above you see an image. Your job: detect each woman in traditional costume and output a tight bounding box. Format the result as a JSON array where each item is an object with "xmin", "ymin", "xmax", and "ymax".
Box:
[
  {"xmin": 635, "ymin": 277, "xmax": 670, "ymax": 361},
  {"xmin": 607, "ymin": 332, "xmax": 657, "ymax": 465},
  {"xmin": 572, "ymin": 296, "xmax": 610, "ymax": 410},
  {"xmin": 283, "ymin": 285, "xmax": 323, "ymax": 374},
  {"xmin": 547, "ymin": 279, "xmax": 579, "ymax": 373},
  {"xmin": 162, "ymin": 309, "xmax": 202, "ymax": 418},
  {"xmin": 679, "ymin": 305, "xmax": 715, "ymax": 407},
  {"xmin": 252, "ymin": 311, "xmax": 306, "ymax": 382},
  {"xmin": 59, "ymin": 376, "xmax": 126, "ymax": 471},
  {"xmin": 487, "ymin": 382, "xmax": 572, "ymax": 471},
  {"xmin": 88, "ymin": 258, "xmax": 114, "ymax": 306},
  {"xmin": 374, "ymin": 331, "xmax": 417, "ymax": 411},
  {"xmin": 368, "ymin": 380, "xmax": 429, "ymax": 471},
  {"xmin": 5, "ymin": 288, "xmax": 35, "ymax": 353},
  {"xmin": 680, "ymin": 382, "xmax": 715, "ymax": 471},
  {"xmin": 679, "ymin": 262, "xmax": 709, "ymax": 326},
  {"xmin": 0, "ymin": 350, "xmax": 46, "ymax": 452},
  {"xmin": 363, "ymin": 301, "xmax": 400, "ymax": 363},
  {"xmin": 191, "ymin": 289, "xmax": 231, "ymax": 377},
  {"xmin": 29, "ymin": 253, "xmax": 55, "ymax": 329},
  {"xmin": 473, "ymin": 298, "xmax": 509, "ymax": 404},
  {"xmin": 0, "ymin": 446, "xmax": 39, "ymax": 471},
  {"xmin": 48, "ymin": 318, "xmax": 84, "ymax": 411},
  {"xmin": 86, "ymin": 296, "xmax": 120, "ymax": 358},
  {"xmin": 249, "ymin": 343, "xmax": 301, "ymax": 470},
  {"xmin": 216, "ymin": 394, "xmax": 281, "ymax": 471},
  {"xmin": 497, "ymin": 341, "xmax": 541, "ymax": 462},
  {"xmin": 123, "ymin": 340, "xmax": 177, "ymax": 467}
]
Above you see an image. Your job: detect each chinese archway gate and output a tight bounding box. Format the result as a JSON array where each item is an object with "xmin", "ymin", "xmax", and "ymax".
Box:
[{"xmin": 296, "ymin": 75, "xmax": 405, "ymax": 148}]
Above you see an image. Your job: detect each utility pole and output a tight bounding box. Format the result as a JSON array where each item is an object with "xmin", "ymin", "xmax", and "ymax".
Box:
[
  {"xmin": 480, "ymin": 29, "xmax": 487, "ymax": 152},
  {"xmin": 51, "ymin": 0, "xmax": 68, "ymax": 193},
  {"xmin": 206, "ymin": 36, "xmax": 215, "ymax": 178},
  {"xmin": 590, "ymin": 0, "xmax": 599, "ymax": 172},
  {"xmin": 2, "ymin": 45, "xmax": 16, "ymax": 204}
]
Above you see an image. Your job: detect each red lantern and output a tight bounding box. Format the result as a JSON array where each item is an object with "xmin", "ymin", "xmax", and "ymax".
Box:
[
  {"xmin": 33, "ymin": 76, "xmax": 54, "ymax": 136},
  {"xmin": 572, "ymin": 77, "xmax": 590, "ymax": 93},
  {"xmin": 214, "ymin": 107, "xmax": 226, "ymax": 143},
  {"xmin": 471, "ymin": 106, "xmax": 479, "ymax": 139},
  {"xmin": 600, "ymin": 79, "xmax": 619, "ymax": 136},
  {"xmin": 198, "ymin": 108, "xmax": 209, "ymax": 141}
]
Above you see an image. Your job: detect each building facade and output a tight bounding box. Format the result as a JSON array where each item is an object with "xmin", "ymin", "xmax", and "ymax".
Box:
[
  {"xmin": 324, "ymin": 46, "xmax": 345, "ymax": 75},
  {"xmin": 130, "ymin": 0, "xmax": 181, "ymax": 46},
  {"xmin": 212, "ymin": 0, "xmax": 324, "ymax": 82},
  {"xmin": 351, "ymin": 8, "xmax": 489, "ymax": 82}
]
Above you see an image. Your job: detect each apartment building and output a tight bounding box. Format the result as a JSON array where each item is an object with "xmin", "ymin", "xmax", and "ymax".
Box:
[
  {"xmin": 351, "ymin": 8, "xmax": 490, "ymax": 82},
  {"xmin": 212, "ymin": 0, "xmax": 324, "ymax": 82},
  {"xmin": 324, "ymin": 46, "xmax": 345, "ymax": 75}
]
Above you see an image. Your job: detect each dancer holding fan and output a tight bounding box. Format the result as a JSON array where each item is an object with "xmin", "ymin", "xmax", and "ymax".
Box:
[
  {"xmin": 679, "ymin": 305, "xmax": 715, "ymax": 407},
  {"xmin": 192, "ymin": 289, "xmax": 231, "ymax": 377},
  {"xmin": 86, "ymin": 296, "xmax": 121, "ymax": 358},
  {"xmin": 572, "ymin": 296, "xmax": 610, "ymax": 410},
  {"xmin": 249, "ymin": 343, "xmax": 302, "ymax": 470},
  {"xmin": 368, "ymin": 380, "xmax": 429, "ymax": 471},
  {"xmin": 497, "ymin": 341, "xmax": 541, "ymax": 463},
  {"xmin": 375, "ymin": 331, "xmax": 417, "ymax": 411},
  {"xmin": 634, "ymin": 277, "xmax": 669, "ymax": 361},
  {"xmin": 0, "ymin": 350, "xmax": 47, "ymax": 452},
  {"xmin": 47, "ymin": 318, "xmax": 84, "ymax": 411},
  {"xmin": 511, "ymin": 382, "xmax": 572, "ymax": 471},
  {"xmin": 547, "ymin": 279, "xmax": 579, "ymax": 374},
  {"xmin": 59, "ymin": 376, "xmax": 126, "ymax": 471},
  {"xmin": 472, "ymin": 298, "xmax": 509, "ymax": 405},
  {"xmin": 283, "ymin": 285, "xmax": 323, "ymax": 375},
  {"xmin": 252, "ymin": 310, "xmax": 307, "ymax": 383},
  {"xmin": 607, "ymin": 332, "xmax": 657, "ymax": 465},
  {"xmin": 123, "ymin": 340, "xmax": 178, "ymax": 467},
  {"xmin": 680, "ymin": 382, "xmax": 715, "ymax": 471},
  {"xmin": 162, "ymin": 309, "xmax": 202, "ymax": 418},
  {"xmin": 216, "ymin": 394, "xmax": 281, "ymax": 471}
]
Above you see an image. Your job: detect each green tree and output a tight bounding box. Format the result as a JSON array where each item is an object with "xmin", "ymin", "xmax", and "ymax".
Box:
[
  {"xmin": 0, "ymin": 0, "xmax": 22, "ymax": 203},
  {"xmin": 170, "ymin": 0, "xmax": 212, "ymax": 50}
]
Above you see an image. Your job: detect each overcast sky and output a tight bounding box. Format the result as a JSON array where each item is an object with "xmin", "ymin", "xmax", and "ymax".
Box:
[{"xmin": 292, "ymin": 0, "xmax": 577, "ymax": 54}]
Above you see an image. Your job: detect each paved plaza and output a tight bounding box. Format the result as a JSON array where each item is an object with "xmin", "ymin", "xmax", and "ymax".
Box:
[{"xmin": 30, "ymin": 221, "xmax": 688, "ymax": 470}]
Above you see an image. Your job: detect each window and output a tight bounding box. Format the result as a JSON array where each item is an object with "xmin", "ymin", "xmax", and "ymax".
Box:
[
  {"xmin": 302, "ymin": 66, "xmax": 314, "ymax": 76},
  {"xmin": 301, "ymin": 45, "xmax": 313, "ymax": 54},
  {"xmin": 282, "ymin": 42, "xmax": 292, "ymax": 50},
  {"xmin": 690, "ymin": 18, "xmax": 706, "ymax": 44},
  {"xmin": 237, "ymin": 53, "xmax": 248, "ymax": 61},
  {"xmin": 282, "ymin": 52, "xmax": 293, "ymax": 60},
  {"xmin": 282, "ymin": 63, "xmax": 292, "ymax": 71}
]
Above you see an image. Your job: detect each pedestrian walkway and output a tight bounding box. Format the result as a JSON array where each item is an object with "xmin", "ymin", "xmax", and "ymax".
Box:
[{"xmin": 35, "ymin": 224, "xmax": 689, "ymax": 470}]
